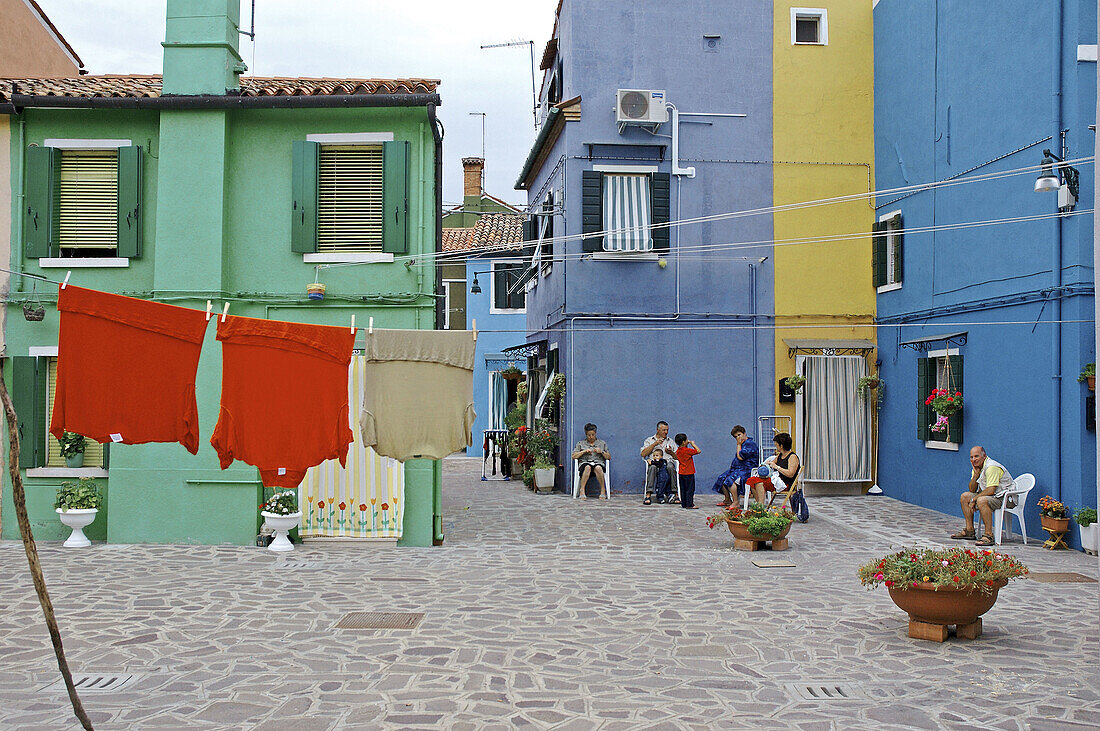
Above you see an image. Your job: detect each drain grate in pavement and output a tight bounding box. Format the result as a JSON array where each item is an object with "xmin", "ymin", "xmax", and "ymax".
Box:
[
  {"xmin": 752, "ymin": 559, "xmax": 796, "ymax": 568},
  {"xmin": 1028, "ymin": 572, "xmax": 1097, "ymax": 583},
  {"xmin": 334, "ymin": 611, "xmax": 424, "ymax": 629},
  {"xmin": 786, "ymin": 683, "xmax": 866, "ymax": 701},
  {"xmin": 42, "ymin": 674, "xmax": 138, "ymax": 694},
  {"xmin": 277, "ymin": 561, "xmax": 325, "ymax": 570},
  {"xmin": 369, "ymin": 577, "xmax": 430, "ymax": 583}
]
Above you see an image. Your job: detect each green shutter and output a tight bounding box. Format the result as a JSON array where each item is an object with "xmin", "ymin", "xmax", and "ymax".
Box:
[
  {"xmin": 291, "ymin": 140, "xmax": 319, "ymax": 253},
  {"xmin": 11, "ymin": 357, "xmax": 45, "ymax": 468},
  {"xmin": 24, "ymin": 145, "xmax": 59, "ymax": 258},
  {"xmin": 650, "ymin": 172, "xmax": 671, "ymax": 252},
  {"xmin": 116, "ymin": 145, "xmax": 143, "ymax": 258},
  {"xmin": 916, "ymin": 357, "xmax": 932, "ymax": 441},
  {"xmin": 947, "ymin": 355, "xmax": 963, "ymax": 444},
  {"xmin": 892, "ymin": 213, "xmax": 904, "ymax": 284},
  {"xmin": 382, "ymin": 140, "xmax": 410, "ymax": 254},
  {"xmin": 581, "ymin": 170, "xmax": 602, "ymax": 252},
  {"xmin": 872, "ymin": 220, "xmax": 886, "ymax": 288}
]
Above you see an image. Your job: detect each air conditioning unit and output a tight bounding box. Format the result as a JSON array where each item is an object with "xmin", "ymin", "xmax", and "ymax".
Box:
[{"xmin": 616, "ymin": 89, "xmax": 668, "ymax": 125}]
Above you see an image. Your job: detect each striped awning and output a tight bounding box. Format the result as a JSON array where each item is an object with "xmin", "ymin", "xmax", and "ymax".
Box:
[{"xmin": 603, "ymin": 173, "xmax": 651, "ymax": 252}]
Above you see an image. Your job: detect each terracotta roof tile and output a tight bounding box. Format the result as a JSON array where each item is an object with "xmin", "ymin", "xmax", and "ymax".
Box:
[
  {"xmin": 0, "ymin": 75, "xmax": 439, "ymax": 101},
  {"xmin": 442, "ymin": 214, "xmax": 526, "ymax": 253}
]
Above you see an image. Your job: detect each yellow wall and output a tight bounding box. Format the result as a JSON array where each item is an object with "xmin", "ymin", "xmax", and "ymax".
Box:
[{"xmin": 772, "ymin": 1, "xmax": 876, "ymax": 446}]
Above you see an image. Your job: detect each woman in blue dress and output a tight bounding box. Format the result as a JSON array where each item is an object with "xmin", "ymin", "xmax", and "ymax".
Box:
[{"xmin": 711, "ymin": 425, "xmax": 759, "ymax": 507}]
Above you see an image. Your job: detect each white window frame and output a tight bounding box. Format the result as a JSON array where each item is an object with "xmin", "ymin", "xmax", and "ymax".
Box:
[
  {"xmin": 442, "ymin": 278, "xmax": 466, "ymax": 330},
  {"xmin": 302, "ymin": 132, "xmax": 396, "ymax": 264},
  {"xmin": 489, "ymin": 259, "xmax": 526, "ymax": 314},
  {"xmin": 791, "ymin": 8, "xmax": 828, "ymax": 46},
  {"xmin": 877, "ymin": 209, "xmax": 902, "ymax": 293},
  {"xmin": 43, "ymin": 139, "xmax": 131, "ymax": 150},
  {"xmin": 592, "ymin": 164, "xmax": 658, "ymax": 258},
  {"xmin": 924, "ymin": 347, "xmax": 960, "ymax": 451}
]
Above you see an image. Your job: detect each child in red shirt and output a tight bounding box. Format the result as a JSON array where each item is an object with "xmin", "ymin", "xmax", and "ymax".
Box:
[{"xmin": 674, "ymin": 433, "xmax": 701, "ymax": 509}]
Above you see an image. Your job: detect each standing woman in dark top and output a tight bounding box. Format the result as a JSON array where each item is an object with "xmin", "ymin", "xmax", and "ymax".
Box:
[{"xmin": 751, "ymin": 432, "xmax": 800, "ymax": 505}]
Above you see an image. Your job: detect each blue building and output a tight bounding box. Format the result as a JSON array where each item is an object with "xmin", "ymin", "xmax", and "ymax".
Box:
[{"xmin": 873, "ymin": 0, "xmax": 1097, "ymax": 545}]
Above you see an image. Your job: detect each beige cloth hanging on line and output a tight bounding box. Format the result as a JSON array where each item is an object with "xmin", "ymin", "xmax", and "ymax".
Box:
[{"xmin": 360, "ymin": 329, "xmax": 477, "ymax": 461}]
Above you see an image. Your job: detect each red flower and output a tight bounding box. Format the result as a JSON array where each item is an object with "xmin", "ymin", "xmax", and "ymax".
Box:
[
  {"xmin": 381, "ymin": 503, "xmax": 389, "ymax": 511},
  {"xmin": 338, "ymin": 501, "xmax": 347, "ymax": 510},
  {"xmin": 955, "ymin": 391, "xmax": 961, "ymax": 397},
  {"xmin": 953, "ymin": 576, "xmax": 960, "ymax": 582},
  {"xmin": 947, "ymin": 397, "xmax": 954, "ymax": 402},
  {"xmin": 317, "ymin": 500, "xmax": 325, "ymax": 509},
  {"xmin": 969, "ymin": 570, "xmax": 977, "ymax": 577},
  {"xmin": 884, "ymin": 580, "xmax": 893, "ymax": 587},
  {"xmin": 359, "ymin": 503, "xmax": 367, "ymax": 512}
]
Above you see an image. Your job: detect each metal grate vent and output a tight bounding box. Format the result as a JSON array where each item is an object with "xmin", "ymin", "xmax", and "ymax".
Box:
[
  {"xmin": 786, "ymin": 683, "xmax": 866, "ymax": 701},
  {"xmin": 42, "ymin": 673, "xmax": 138, "ymax": 694},
  {"xmin": 1028, "ymin": 572, "xmax": 1097, "ymax": 583},
  {"xmin": 334, "ymin": 612, "xmax": 424, "ymax": 630}
]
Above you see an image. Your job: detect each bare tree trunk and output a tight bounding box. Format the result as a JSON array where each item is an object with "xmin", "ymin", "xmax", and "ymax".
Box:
[{"xmin": 0, "ymin": 362, "xmax": 93, "ymax": 730}]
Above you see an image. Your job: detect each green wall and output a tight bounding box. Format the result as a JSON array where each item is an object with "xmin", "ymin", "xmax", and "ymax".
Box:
[{"xmin": 3, "ymin": 104, "xmax": 441, "ymax": 546}]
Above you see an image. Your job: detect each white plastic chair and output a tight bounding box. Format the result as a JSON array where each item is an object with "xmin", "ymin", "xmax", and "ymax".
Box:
[
  {"xmin": 992, "ymin": 473, "xmax": 1035, "ymax": 545},
  {"xmin": 573, "ymin": 459, "xmax": 611, "ymax": 500},
  {"xmin": 641, "ymin": 458, "xmax": 679, "ymax": 502}
]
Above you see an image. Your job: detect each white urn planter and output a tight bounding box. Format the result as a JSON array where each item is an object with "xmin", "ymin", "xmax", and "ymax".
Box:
[
  {"xmin": 533, "ymin": 467, "xmax": 556, "ymax": 492},
  {"xmin": 261, "ymin": 511, "xmax": 302, "ymax": 552},
  {"xmin": 1080, "ymin": 523, "xmax": 1098, "ymax": 555},
  {"xmin": 56, "ymin": 508, "xmax": 97, "ymax": 548}
]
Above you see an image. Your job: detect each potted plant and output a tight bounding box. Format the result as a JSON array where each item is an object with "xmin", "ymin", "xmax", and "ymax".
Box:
[
  {"xmin": 858, "ymin": 375, "xmax": 884, "ymax": 404},
  {"xmin": 707, "ymin": 502, "xmax": 796, "ymax": 544},
  {"xmin": 59, "ymin": 431, "xmax": 87, "ymax": 468},
  {"xmin": 501, "ymin": 365, "xmax": 524, "ymax": 381},
  {"xmin": 545, "ymin": 373, "xmax": 566, "ymax": 403},
  {"xmin": 1038, "ymin": 495, "xmax": 1069, "ymax": 533},
  {"xmin": 858, "ymin": 547, "xmax": 1029, "ymax": 641},
  {"xmin": 526, "ymin": 423, "xmax": 560, "ymax": 492},
  {"xmin": 1078, "ymin": 363, "xmax": 1095, "ymax": 391},
  {"xmin": 260, "ymin": 490, "xmax": 302, "ymax": 552},
  {"xmin": 1074, "ymin": 506, "xmax": 1097, "ymax": 555},
  {"xmin": 522, "ymin": 468, "xmax": 535, "ymax": 489},
  {"xmin": 54, "ymin": 477, "xmax": 101, "ymax": 548},
  {"xmin": 784, "ymin": 374, "xmax": 806, "ymax": 394}
]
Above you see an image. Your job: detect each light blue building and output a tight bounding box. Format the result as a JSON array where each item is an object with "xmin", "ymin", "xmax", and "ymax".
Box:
[{"xmin": 873, "ymin": 0, "xmax": 1097, "ymax": 545}]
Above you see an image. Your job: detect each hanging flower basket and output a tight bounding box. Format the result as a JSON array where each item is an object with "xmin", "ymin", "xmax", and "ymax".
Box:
[
  {"xmin": 306, "ymin": 282, "xmax": 326, "ymax": 301},
  {"xmin": 22, "ymin": 303, "xmax": 45, "ymax": 321},
  {"xmin": 785, "ymin": 375, "xmax": 806, "ymax": 394}
]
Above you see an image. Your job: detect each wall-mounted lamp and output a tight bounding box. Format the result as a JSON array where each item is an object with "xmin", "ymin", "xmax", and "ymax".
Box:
[
  {"xmin": 1034, "ymin": 148, "xmax": 1079, "ymax": 210},
  {"xmin": 470, "ymin": 273, "xmax": 482, "ymax": 294}
]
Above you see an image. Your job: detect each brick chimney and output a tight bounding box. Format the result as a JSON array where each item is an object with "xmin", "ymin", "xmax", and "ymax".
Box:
[
  {"xmin": 162, "ymin": 0, "xmax": 246, "ymax": 95},
  {"xmin": 462, "ymin": 157, "xmax": 484, "ymax": 198}
]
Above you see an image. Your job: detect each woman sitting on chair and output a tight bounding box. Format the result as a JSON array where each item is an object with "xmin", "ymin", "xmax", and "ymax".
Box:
[
  {"xmin": 572, "ymin": 423, "xmax": 610, "ymax": 500},
  {"xmin": 751, "ymin": 432, "xmax": 800, "ymax": 505}
]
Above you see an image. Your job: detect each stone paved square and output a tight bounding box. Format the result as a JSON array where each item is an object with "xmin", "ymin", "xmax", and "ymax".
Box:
[{"xmin": 1, "ymin": 457, "xmax": 1097, "ymax": 729}]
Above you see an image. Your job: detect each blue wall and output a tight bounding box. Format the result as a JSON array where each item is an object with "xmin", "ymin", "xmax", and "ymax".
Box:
[
  {"xmin": 874, "ymin": 0, "xmax": 1097, "ymax": 546},
  {"xmin": 466, "ymin": 255, "xmax": 528, "ymax": 459},
  {"xmin": 519, "ymin": 0, "xmax": 775, "ymax": 494}
]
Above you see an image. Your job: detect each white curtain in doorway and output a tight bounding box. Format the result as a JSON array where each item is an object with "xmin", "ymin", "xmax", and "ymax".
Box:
[
  {"xmin": 801, "ymin": 356, "xmax": 871, "ymax": 481},
  {"xmin": 489, "ymin": 371, "xmax": 507, "ymax": 430}
]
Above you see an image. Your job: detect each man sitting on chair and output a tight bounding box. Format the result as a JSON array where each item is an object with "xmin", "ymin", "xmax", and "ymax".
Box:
[
  {"xmin": 641, "ymin": 421, "xmax": 678, "ymax": 505},
  {"xmin": 951, "ymin": 445, "xmax": 1015, "ymax": 547}
]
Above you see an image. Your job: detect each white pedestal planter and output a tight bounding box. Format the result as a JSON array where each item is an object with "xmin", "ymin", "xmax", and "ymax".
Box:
[
  {"xmin": 56, "ymin": 508, "xmax": 97, "ymax": 547},
  {"xmin": 533, "ymin": 468, "xmax": 556, "ymax": 492},
  {"xmin": 261, "ymin": 511, "xmax": 302, "ymax": 552},
  {"xmin": 1079, "ymin": 523, "xmax": 1098, "ymax": 554}
]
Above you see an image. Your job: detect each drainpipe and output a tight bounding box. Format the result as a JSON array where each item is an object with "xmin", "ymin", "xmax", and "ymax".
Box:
[
  {"xmin": 427, "ymin": 102, "xmax": 445, "ymax": 545},
  {"xmin": 750, "ymin": 261, "xmax": 759, "ymax": 427},
  {"xmin": 1051, "ymin": 0, "xmax": 1064, "ymax": 503},
  {"xmin": 13, "ymin": 116, "xmax": 26, "ymax": 293}
]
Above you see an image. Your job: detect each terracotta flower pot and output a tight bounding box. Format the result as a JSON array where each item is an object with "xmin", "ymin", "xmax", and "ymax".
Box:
[
  {"xmin": 1088, "ymin": 376, "xmax": 1095, "ymax": 391},
  {"xmin": 726, "ymin": 519, "xmax": 792, "ymax": 543},
  {"xmin": 887, "ymin": 580, "xmax": 1007, "ymax": 626},
  {"xmin": 1041, "ymin": 515, "xmax": 1070, "ymax": 533}
]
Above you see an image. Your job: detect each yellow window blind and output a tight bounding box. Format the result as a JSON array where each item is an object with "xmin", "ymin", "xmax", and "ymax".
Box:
[
  {"xmin": 58, "ymin": 150, "xmax": 118, "ymax": 252},
  {"xmin": 317, "ymin": 144, "xmax": 383, "ymax": 253},
  {"xmin": 46, "ymin": 358, "xmax": 104, "ymax": 468}
]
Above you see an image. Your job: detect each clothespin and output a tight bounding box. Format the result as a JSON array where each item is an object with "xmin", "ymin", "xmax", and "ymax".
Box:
[
  {"xmin": 472, "ymin": 318, "xmax": 478, "ymax": 342},
  {"xmin": 220, "ymin": 302, "xmax": 230, "ymax": 323},
  {"xmin": 350, "ymin": 314, "xmax": 356, "ymax": 334},
  {"xmin": 61, "ymin": 271, "xmax": 71, "ymax": 290},
  {"xmin": 368, "ymin": 317, "xmax": 374, "ymax": 335},
  {"xmin": 205, "ymin": 301, "xmax": 213, "ymax": 321}
]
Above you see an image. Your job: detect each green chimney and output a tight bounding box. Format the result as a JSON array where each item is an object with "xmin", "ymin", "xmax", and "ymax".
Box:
[{"xmin": 162, "ymin": 0, "xmax": 245, "ymax": 95}]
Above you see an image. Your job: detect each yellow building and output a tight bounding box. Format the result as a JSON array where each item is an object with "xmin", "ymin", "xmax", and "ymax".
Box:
[{"xmin": 771, "ymin": 2, "xmax": 877, "ymax": 492}]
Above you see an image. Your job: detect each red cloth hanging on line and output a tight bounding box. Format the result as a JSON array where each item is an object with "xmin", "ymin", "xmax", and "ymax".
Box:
[
  {"xmin": 210, "ymin": 315, "xmax": 354, "ymax": 488},
  {"xmin": 50, "ymin": 285, "xmax": 209, "ymax": 454}
]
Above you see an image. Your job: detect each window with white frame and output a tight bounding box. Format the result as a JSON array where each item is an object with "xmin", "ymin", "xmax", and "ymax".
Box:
[
  {"xmin": 317, "ymin": 144, "xmax": 384, "ymax": 253},
  {"xmin": 538, "ymin": 192, "xmax": 555, "ymax": 274},
  {"xmin": 791, "ymin": 8, "xmax": 827, "ymax": 45},
  {"xmin": 491, "ymin": 261, "xmax": 526, "ymax": 312},
  {"xmin": 873, "ymin": 212, "xmax": 904, "ymax": 290},
  {"xmin": 603, "ymin": 173, "xmax": 652, "ymax": 252},
  {"xmin": 918, "ymin": 349, "xmax": 963, "ymax": 447}
]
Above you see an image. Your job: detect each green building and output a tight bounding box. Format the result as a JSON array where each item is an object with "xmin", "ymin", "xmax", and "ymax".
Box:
[{"xmin": 0, "ymin": 0, "xmax": 444, "ymax": 547}]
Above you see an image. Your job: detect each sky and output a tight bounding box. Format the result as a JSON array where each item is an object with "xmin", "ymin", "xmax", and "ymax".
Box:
[{"xmin": 41, "ymin": 0, "xmax": 560, "ymax": 208}]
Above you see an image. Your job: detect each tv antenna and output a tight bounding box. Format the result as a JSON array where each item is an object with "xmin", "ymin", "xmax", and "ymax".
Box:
[{"xmin": 480, "ymin": 40, "xmax": 538, "ymax": 130}]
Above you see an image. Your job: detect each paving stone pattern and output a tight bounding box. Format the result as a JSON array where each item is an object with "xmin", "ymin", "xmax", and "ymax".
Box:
[{"xmin": 1, "ymin": 457, "xmax": 1098, "ymax": 729}]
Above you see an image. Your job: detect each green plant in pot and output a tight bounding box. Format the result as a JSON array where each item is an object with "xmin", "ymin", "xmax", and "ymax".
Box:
[
  {"xmin": 59, "ymin": 431, "xmax": 87, "ymax": 468},
  {"xmin": 54, "ymin": 477, "xmax": 101, "ymax": 547},
  {"xmin": 858, "ymin": 375, "xmax": 884, "ymax": 405},
  {"xmin": 1074, "ymin": 506, "xmax": 1098, "ymax": 554},
  {"xmin": 1078, "ymin": 363, "xmax": 1095, "ymax": 391},
  {"xmin": 785, "ymin": 374, "xmax": 806, "ymax": 394},
  {"xmin": 527, "ymin": 422, "xmax": 560, "ymax": 492}
]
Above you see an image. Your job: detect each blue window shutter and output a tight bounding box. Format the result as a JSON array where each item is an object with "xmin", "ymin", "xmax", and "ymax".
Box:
[
  {"xmin": 24, "ymin": 145, "xmax": 59, "ymax": 259},
  {"xmin": 12, "ymin": 357, "xmax": 45, "ymax": 468},
  {"xmin": 650, "ymin": 172, "xmax": 670, "ymax": 252},
  {"xmin": 382, "ymin": 140, "xmax": 410, "ymax": 254},
  {"xmin": 581, "ymin": 170, "xmax": 602, "ymax": 252},
  {"xmin": 116, "ymin": 145, "xmax": 143, "ymax": 258},
  {"xmin": 291, "ymin": 140, "xmax": 319, "ymax": 253}
]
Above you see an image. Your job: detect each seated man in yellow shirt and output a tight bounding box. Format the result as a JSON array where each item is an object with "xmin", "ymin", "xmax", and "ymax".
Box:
[{"xmin": 950, "ymin": 445, "xmax": 1016, "ymax": 546}]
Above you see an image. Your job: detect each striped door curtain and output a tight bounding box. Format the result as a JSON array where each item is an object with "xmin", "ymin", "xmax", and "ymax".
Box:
[
  {"xmin": 801, "ymin": 356, "xmax": 872, "ymax": 482},
  {"xmin": 299, "ymin": 355, "xmax": 406, "ymax": 539},
  {"xmin": 602, "ymin": 173, "xmax": 652, "ymax": 252}
]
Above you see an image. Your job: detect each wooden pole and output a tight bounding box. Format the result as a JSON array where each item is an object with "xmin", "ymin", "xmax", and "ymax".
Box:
[{"xmin": 0, "ymin": 362, "xmax": 94, "ymax": 730}]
